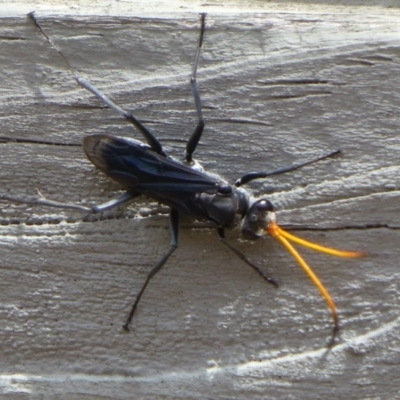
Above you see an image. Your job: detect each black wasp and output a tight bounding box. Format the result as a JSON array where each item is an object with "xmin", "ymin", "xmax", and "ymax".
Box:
[{"xmin": 6, "ymin": 13, "xmax": 364, "ymax": 345}]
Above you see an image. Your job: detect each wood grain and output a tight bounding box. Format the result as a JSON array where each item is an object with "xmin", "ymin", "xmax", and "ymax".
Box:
[{"xmin": 0, "ymin": 8, "xmax": 399, "ymax": 399}]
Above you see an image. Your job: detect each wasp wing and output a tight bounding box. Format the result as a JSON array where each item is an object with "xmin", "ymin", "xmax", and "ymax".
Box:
[{"xmin": 83, "ymin": 134, "xmax": 220, "ymax": 203}]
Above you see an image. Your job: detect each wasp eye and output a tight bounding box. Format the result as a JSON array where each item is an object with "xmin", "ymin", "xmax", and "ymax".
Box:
[{"xmin": 256, "ymin": 199, "xmax": 274, "ymax": 212}]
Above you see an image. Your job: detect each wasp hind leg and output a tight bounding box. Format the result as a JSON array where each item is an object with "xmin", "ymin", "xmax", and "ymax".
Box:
[
  {"xmin": 185, "ymin": 13, "xmax": 207, "ymax": 165},
  {"xmin": 28, "ymin": 12, "xmax": 166, "ymax": 157},
  {"xmin": 0, "ymin": 191, "xmax": 139, "ymax": 214}
]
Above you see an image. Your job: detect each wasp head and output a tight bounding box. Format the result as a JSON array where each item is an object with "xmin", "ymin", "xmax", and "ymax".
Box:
[{"xmin": 241, "ymin": 198, "xmax": 275, "ymax": 240}]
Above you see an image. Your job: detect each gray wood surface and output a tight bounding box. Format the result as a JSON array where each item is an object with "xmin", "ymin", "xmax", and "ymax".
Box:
[{"xmin": 0, "ymin": 7, "xmax": 400, "ymax": 399}]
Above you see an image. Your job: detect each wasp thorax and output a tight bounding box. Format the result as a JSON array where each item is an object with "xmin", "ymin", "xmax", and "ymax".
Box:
[{"xmin": 241, "ymin": 199, "xmax": 275, "ymax": 240}]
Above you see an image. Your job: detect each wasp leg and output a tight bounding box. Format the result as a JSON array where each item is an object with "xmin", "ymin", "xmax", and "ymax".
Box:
[
  {"xmin": 185, "ymin": 13, "xmax": 206, "ymax": 163},
  {"xmin": 28, "ymin": 12, "xmax": 166, "ymax": 157},
  {"xmin": 0, "ymin": 192, "xmax": 90, "ymax": 212},
  {"xmin": 217, "ymin": 228, "xmax": 278, "ymax": 288},
  {"xmin": 235, "ymin": 150, "xmax": 341, "ymax": 186},
  {"xmin": 91, "ymin": 191, "xmax": 138, "ymax": 213},
  {"xmin": 123, "ymin": 208, "xmax": 179, "ymax": 331},
  {"xmin": 1, "ymin": 191, "xmax": 138, "ymax": 214},
  {"xmin": 75, "ymin": 78, "xmax": 167, "ymax": 157}
]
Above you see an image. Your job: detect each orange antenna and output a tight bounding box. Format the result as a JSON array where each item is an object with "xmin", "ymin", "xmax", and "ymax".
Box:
[{"xmin": 268, "ymin": 221, "xmax": 365, "ymax": 344}]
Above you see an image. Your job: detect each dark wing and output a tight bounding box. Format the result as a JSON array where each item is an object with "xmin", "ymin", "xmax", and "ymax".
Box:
[{"xmin": 83, "ymin": 134, "xmax": 220, "ymax": 202}]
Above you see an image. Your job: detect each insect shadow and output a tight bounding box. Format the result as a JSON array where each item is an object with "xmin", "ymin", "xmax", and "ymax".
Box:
[{"xmin": 3, "ymin": 12, "xmax": 365, "ymax": 347}]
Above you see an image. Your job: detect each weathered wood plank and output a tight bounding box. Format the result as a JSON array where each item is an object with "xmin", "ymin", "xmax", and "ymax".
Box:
[{"xmin": 0, "ymin": 8, "xmax": 399, "ymax": 399}]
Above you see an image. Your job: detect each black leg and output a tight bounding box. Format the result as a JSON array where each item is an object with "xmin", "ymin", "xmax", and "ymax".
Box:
[
  {"xmin": 75, "ymin": 78, "xmax": 167, "ymax": 157},
  {"xmin": 123, "ymin": 208, "xmax": 179, "ymax": 331},
  {"xmin": 235, "ymin": 149, "xmax": 341, "ymax": 186},
  {"xmin": 91, "ymin": 191, "xmax": 139, "ymax": 213},
  {"xmin": 185, "ymin": 13, "xmax": 206, "ymax": 163},
  {"xmin": 0, "ymin": 191, "xmax": 138, "ymax": 214},
  {"xmin": 28, "ymin": 12, "xmax": 167, "ymax": 157},
  {"xmin": 217, "ymin": 228, "xmax": 278, "ymax": 288}
]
